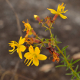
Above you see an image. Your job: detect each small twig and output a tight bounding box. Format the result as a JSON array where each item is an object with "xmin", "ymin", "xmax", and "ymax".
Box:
[
  {"xmin": 10, "ymin": 60, "xmax": 20, "ymax": 80},
  {"xmin": 0, "ymin": 67, "xmax": 33, "ymax": 80},
  {"xmin": 6, "ymin": 0, "xmax": 22, "ymax": 36},
  {"xmin": 17, "ymin": 74, "xmax": 33, "ymax": 80},
  {"xmin": 1, "ymin": 70, "xmax": 11, "ymax": 80},
  {"xmin": 5, "ymin": 0, "xmax": 23, "ymax": 79}
]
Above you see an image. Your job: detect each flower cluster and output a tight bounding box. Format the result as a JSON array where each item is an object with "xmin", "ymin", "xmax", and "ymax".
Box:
[{"xmin": 9, "ymin": 2, "xmax": 68, "ymax": 66}]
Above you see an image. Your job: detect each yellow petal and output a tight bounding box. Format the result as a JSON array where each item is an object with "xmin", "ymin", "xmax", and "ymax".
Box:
[
  {"xmin": 19, "ymin": 52, "xmax": 22, "ymax": 59},
  {"xmin": 17, "ymin": 48, "xmax": 22, "ymax": 59},
  {"xmin": 59, "ymin": 14, "xmax": 67, "ymax": 19},
  {"xmin": 9, "ymin": 41, "xmax": 17, "ymax": 47},
  {"xmin": 9, "ymin": 42, "xmax": 15, "ymax": 53},
  {"xmin": 25, "ymin": 23, "xmax": 31, "ymax": 30},
  {"xmin": 37, "ymin": 54, "xmax": 47, "ymax": 60},
  {"xmin": 29, "ymin": 45, "xmax": 34, "ymax": 54},
  {"xmin": 28, "ymin": 31, "xmax": 32, "ymax": 35},
  {"xmin": 47, "ymin": 8, "xmax": 57, "ymax": 14},
  {"xmin": 9, "ymin": 50, "xmax": 13, "ymax": 52},
  {"xmin": 35, "ymin": 47, "xmax": 40, "ymax": 55},
  {"xmin": 24, "ymin": 52, "xmax": 32, "ymax": 59},
  {"xmin": 9, "ymin": 48, "xmax": 17, "ymax": 54},
  {"xmin": 11, "ymin": 41, "xmax": 17, "ymax": 44},
  {"xmin": 57, "ymin": 4, "xmax": 61, "ymax": 12},
  {"xmin": 9, "ymin": 48, "xmax": 15, "ymax": 52},
  {"xmin": 63, "ymin": 10, "xmax": 68, "ymax": 13},
  {"xmin": 19, "ymin": 45, "xmax": 26, "ymax": 52},
  {"xmin": 19, "ymin": 36, "xmax": 25, "ymax": 45},
  {"xmin": 33, "ymin": 58, "xmax": 39, "ymax": 66},
  {"xmin": 34, "ymin": 15, "xmax": 38, "ymax": 18}
]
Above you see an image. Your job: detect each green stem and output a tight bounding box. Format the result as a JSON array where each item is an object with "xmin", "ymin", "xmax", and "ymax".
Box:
[
  {"xmin": 42, "ymin": 23, "xmax": 48, "ymax": 29},
  {"xmin": 49, "ymin": 29, "xmax": 79, "ymax": 80},
  {"xmin": 55, "ymin": 44, "xmax": 79, "ymax": 80},
  {"xmin": 49, "ymin": 29, "xmax": 52, "ymax": 38}
]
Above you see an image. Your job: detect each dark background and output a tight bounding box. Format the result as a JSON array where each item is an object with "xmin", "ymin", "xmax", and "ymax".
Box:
[{"xmin": 0, "ymin": 0, "xmax": 80, "ymax": 80}]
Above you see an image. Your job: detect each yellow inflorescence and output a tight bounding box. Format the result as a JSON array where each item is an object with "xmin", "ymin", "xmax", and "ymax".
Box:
[
  {"xmin": 9, "ymin": 36, "xmax": 26, "ymax": 59},
  {"xmin": 47, "ymin": 2, "xmax": 68, "ymax": 19},
  {"xmin": 22, "ymin": 20, "xmax": 33, "ymax": 36},
  {"xmin": 24, "ymin": 45, "xmax": 47, "ymax": 66}
]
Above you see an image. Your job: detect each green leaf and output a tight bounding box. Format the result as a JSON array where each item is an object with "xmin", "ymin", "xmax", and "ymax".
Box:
[
  {"xmin": 77, "ymin": 71, "xmax": 80, "ymax": 74},
  {"xmin": 60, "ymin": 56, "xmax": 64, "ymax": 59},
  {"xmin": 45, "ymin": 39, "xmax": 49, "ymax": 41},
  {"xmin": 51, "ymin": 38, "xmax": 54, "ymax": 41},
  {"xmin": 64, "ymin": 50, "xmax": 66, "ymax": 57},
  {"xmin": 56, "ymin": 41, "xmax": 62, "ymax": 44},
  {"xmin": 45, "ymin": 39, "xmax": 49, "ymax": 43},
  {"xmin": 61, "ymin": 60, "xmax": 64, "ymax": 63},
  {"xmin": 56, "ymin": 65, "xmax": 66, "ymax": 68},
  {"xmin": 71, "ymin": 75, "xmax": 74, "ymax": 79},
  {"xmin": 64, "ymin": 61, "xmax": 67, "ymax": 65},
  {"xmin": 55, "ymin": 35, "xmax": 57, "ymax": 40},
  {"xmin": 75, "ymin": 65, "xmax": 79, "ymax": 71},
  {"xmin": 45, "ymin": 28, "xmax": 49, "ymax": 31},
  {"xmin": 72, "ymin": 59, "xmax": 80, "ymax": 64},
  {"xmin": 54, "ymin": 36, "xmax": 62, "ymax": 44},
  {"xmin": 41, "ymin": 38, "xmax": 44, "ymax": 42},
  {"xmin": 66, "ymin": 67, "xmax": 69, "ymax": 71},
  {"xmin": 42, "ymin": 44, "xmax": 45, "ymax": 47},
  {"xmin": 67, "ymin": 55, "xmax": 70, "ymax": 59},
  {"xmin": 62, "ymin": 46, "xmax": 68, "ymax": 51},
  {"xmin": 70, "ymin": 59, "xmax": 73, "ymax": 63},
  {"xmin": 66, "ymin": 73, "xmax": 72, "ymax": 75}
]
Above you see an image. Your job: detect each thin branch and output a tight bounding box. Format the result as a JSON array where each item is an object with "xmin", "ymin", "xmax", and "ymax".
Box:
[
  {"xmin": 0, "ymin": 67, "xmax": 33, "ymax": 80},
  {"xmin": 5, "ymin": 0, "xmax": 23, "ymax": 80},
  {"xmin": 6, "ymin": 0, "xmax": 22, "ymax": 36},
  {"xmin": 10, "ymin": 60, "xmax": 20, "ymax": 80}
]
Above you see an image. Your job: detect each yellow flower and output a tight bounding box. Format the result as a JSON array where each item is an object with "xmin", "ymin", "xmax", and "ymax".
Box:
[
  {"xmin": 34, "ymin": 15, "xmax": 39, "ymax": 19},
  {"xmin": 24, "ymin": 45, "xmax": 47, "ymax": 66},
  {"xmin": 22, "ymin": 20, "xmax": 33, "ymax": 35},
  {"xmin": 9, "ymin": 36, "xmax": 26, "ymax": 59},
  {"xmin": 47, "ymin": 2, "xmax": 68, "ymax": 19},
  {"xmin": 34, "ymin": 15, "xmax": 42, "ymax": 23}
]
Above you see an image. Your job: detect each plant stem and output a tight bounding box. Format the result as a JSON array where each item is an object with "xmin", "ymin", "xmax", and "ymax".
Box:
[
  {"xmin": 55, "ymin": 44, "xmax": 79, "ymax": 80},
  {"xmin": 49, "ymin": 29, "xmax": 80, "ymax": 80}
]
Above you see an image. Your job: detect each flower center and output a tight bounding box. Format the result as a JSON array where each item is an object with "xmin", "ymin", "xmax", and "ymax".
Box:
[{"xmin": 33, "ymin": 53, "xmax": 37, "ymax": 58}]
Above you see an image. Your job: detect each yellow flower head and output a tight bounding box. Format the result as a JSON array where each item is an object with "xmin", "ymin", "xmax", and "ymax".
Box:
[
  {"xmin": 47, "ymin": 2, "xmax": 68, "ymax": 19},
  {"xmin": 34, "ymin": 15, "xmax": 39, "ymax": 19},
  {"xmin": 34, "ymin": 15, "xmax": 42, "ymax": 23},
  {"xmin": 24, "ymin": 45, "xmax": 47, "ymax": 66},
  {"xmin": 22, "ymin": 20, "xmax": 33, "ymax": 35},
  {"xmin": 9, "ymin": 36, "xmax": 26, "ymax": 59}
]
